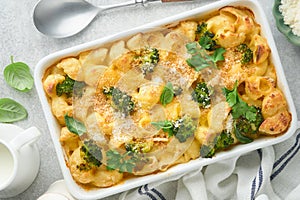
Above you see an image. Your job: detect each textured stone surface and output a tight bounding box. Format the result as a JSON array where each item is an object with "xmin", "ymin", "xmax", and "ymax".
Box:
[{"xmin": 0, "ymin": 0, "xmax": 299, "ymax": 199}]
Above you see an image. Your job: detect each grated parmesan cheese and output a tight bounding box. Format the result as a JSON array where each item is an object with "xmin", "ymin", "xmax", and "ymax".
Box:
[{"xmin": 279, "ymin": 0, "xmax": 300, "ymax": 36}]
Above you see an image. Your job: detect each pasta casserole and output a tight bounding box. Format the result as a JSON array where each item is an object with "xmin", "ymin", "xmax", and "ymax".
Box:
[{"xmin": 42, "ymin": 6, "xmax": 291, "ymax": 189}]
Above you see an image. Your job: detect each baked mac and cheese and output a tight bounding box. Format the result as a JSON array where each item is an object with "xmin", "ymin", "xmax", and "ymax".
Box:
[{"xmin": 42, "ymin": 6, "xmax": 291, "ymax": 189}]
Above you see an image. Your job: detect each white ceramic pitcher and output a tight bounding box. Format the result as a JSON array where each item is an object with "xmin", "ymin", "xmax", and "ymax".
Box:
[{"xmin": 0, "ymin": 124, "xmax": 41, "ymax": 198}]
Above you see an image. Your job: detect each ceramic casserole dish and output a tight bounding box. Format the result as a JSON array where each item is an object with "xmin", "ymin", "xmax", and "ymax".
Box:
[{"xmin": 35, "ymin": 0, "xmax": 298, "ymax": 199}]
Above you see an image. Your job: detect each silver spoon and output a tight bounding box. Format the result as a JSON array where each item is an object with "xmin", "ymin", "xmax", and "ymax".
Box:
[{"xmin": 33, "ymin": 0, "xmax": 191, "ymax": 38}]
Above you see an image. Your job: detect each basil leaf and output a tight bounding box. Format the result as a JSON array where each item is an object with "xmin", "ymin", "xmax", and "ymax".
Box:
[
  {"xmin": 64, "ymin": 115, "xmax": 86, "ymax": 136},
  {"xmin": 0, "ymin": 98, "xmax": 27, "ymax": 123},
  {"xmin": 185, "ymin": 42, "xmax": 225, "ymax": 71},
  {"xmin": 209, "ymin": 47, "xmax": 226, "ymax": 63},
  {"xmin": 186, "ymin": 54, "xmax": 211, "ymax": 71},
  {"xmin": 4, "ymin": 57, "xmax": 34, "ymax": 92},
  {"xmin": 160, "ymin": 82, "xmax": 174, "ymax": 106},
  {"xmin": 151, "ymin": 120, "xmax": 174, "ymax": 136},
  {"xmin": 151, "ymin": 120, "xmax": 173, "ymax": 129},
  {"xmin": 186, "ymin": 42, "xmax": 198, "ymax": 54},
  {"xmin": 106, "ymin": 150, "xmax": 138, "ymax": 173}
]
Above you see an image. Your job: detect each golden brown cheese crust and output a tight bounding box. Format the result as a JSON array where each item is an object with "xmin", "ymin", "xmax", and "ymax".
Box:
[
  {"xmin": 259, "ymin": 110, "xmax": 291, "ymax": 135},
  {"xmin": 261, "ymin": 89, "xmax": 288, "ymax": 118}
]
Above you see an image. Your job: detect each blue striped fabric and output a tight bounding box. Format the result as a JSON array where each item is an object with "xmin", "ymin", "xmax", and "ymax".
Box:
[
  {"xmin": 271, "ymin": 129, "xmax": 300, "ymax": 181},
  {"xmin": 133, "ymin": 129, "xmax": 300, "ymax": 200},
  {"xmin": 250, "ymin": 149, "xmax": 263, "ymax": 200},
  {"xmin": 138, "ymin": 184, "xmax": 167, "ymax": 200}
]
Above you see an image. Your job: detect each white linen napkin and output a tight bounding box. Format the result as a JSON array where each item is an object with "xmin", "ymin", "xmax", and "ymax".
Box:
[{"xmin": 120, "ymin": 125, "xmax": 300, "ymax": 200}]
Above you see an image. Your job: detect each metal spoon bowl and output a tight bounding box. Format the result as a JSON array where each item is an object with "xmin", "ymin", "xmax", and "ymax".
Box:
[{"xmin": 33, "ymin": 0, "xmax": 190, "ymax": 38}]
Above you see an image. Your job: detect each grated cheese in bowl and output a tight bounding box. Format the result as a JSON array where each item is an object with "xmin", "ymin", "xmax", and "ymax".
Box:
[{"xmin": 279, "ymin": 0, "xmax": 300, "ymax": 36}]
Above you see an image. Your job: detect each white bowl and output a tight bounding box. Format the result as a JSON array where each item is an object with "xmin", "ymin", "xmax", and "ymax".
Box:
[
  {"xmin": 34, "ymin": 0, "xmax": 298, "ymax": 199},
  {"xmin": 273, "ymin": 0, "xmax": 300, "ymax": 46}
]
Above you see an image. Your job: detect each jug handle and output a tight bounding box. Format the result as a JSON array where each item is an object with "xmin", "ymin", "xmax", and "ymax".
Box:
[{"xmin": 10, "ymin": 127, "xmax": 41, "ymax": 151}]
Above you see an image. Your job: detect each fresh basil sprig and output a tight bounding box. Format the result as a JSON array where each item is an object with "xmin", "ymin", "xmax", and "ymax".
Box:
[
  {"xmin": 4, "ymin": 56, "xmax": 34, "ymax": 92},
  {"xmin": 160, "ymin": 82, "xmax": 174, "ymax": 106},
  {"xmin": 64, "ymin": 115, "xmax": 86, "ymax": 136},
  {"xmin": 186, "ymin": 42, "xmax": 225, "ymax": 71},
  {"xmin": 0, "ymin": 98, "xmax": 28, "ymax": 123},
  {"xmin": 151, "ymin": 120, "xmax": 174, "ymax": 137}
]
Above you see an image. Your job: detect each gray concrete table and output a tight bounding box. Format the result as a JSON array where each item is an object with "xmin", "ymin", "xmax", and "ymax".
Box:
[{"xmin": 0, "ymin": 0, "xmax": 299, "ymax": 199}]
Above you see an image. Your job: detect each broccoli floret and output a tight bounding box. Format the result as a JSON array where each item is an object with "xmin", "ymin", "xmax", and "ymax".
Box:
[
  {"xmin": 196, "ymin": 22, "xmax": 218, "ymax": 51},
  {"xmin": 125, "ymin": 141, "xmax": 153, "ymax": 153},
  {"xmin": 103, "ymin": 87, "xmax": 135, "ymax": 116},
  {"xmin": 192, "ymin": 82, "xmax": 211, "ymax": 108},
  {"xmin": 103, "ymin": 86, "xmax": 114, "ymax": 96},
  {"xmin": 200, "ymin": 130, "xmax": 234, "ymax": 158},
  {"xmin": 200, "ymin": 144, "xmax": 216, "ymax": 158},
  {"xmin": 199, "ymin": 34, "xmax": 218, "ymax": 51},
  {"xmin": 135, "ymin": 47, "xmax": 160, "ymax": 75},
  {"xmin": 56, "ymin": 75, "xmax": 86, "ymax": 97},
  {"xmin": 214, "ymin": 130, "xmax": 235, "ymax": 149},
  {"xmin": 173, "ymin": 115, "xmax": 197, "ymax": 143},
  {"xmin": 235, "ymin": 108, "xmax": 263, "ymax": 134},
  {"xmin": 56, "ymin": 75, "xmax": 75, "ymax": 97},
  {"xmin": 223, "ymin": 81, "xmax": 264, "ymax": 144},
  {"xmin": 233, "ymin": 107, "xmax": 264, "ymax": 143},
  {"xmin": 77, "ymin": 140, "xmax": 102, "ymax": 171},
  {"xmin": 196, "ymin": 22, "xmax": 208, "ymax": 37},
  {"xmin": 237, "ymin": 44, "xmax": 253, "ymax": 65},
  {"xmin": 151, "ymin": 115, "xmax": 196, "ymax": 143}
]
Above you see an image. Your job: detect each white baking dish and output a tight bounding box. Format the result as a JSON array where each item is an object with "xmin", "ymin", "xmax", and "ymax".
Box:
[{"xmin": 34, "ymin": 0, "xmax": 298, "ymax": 199}]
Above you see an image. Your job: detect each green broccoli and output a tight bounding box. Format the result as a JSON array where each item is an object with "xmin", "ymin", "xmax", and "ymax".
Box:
[
  {"xmin": 103, "ymin": 87, "xmax": 135, "ymax": 116},
  {"xmin": 214, "ymin": 130, "xmax": 235, "ymax": 149},
  {"xmin": 196, "ymin": 22, "xmax": 218, "ymax": 51},
  {"xmin": 223, "ymin": 81, "xmax": 264, "ymax": 144},
  {"xmin": 135, "ymin": 47, "xmax": 160, "ymax": 75},
  {"xmin": 151, "ymin": 115, "xmax": 197, "ymax": 143},
  {"xmin": 196, "ymin": 22, "xmax": 209, "ymax": 37},
  {"xmin": 233, "ymin": 107, "xmax": 264, "ymax": 143},
  {"xmin": 200, "ymin": 144, "xmax": 216, "ymax": 158},
  {"xmin": 192, "ymin": 82, "xmax": 212, "ymax": 108},
  {"xmin": 77, "ymin": 140, "xmax": 102, "ymax": 171},
  {"xmin": 125, "ymin": 141, "xmax": 153, "ymax": 153},
  {"xmin": 56, "ymin": 75, "xmax": 86, "ymax": 97},
  {"xmin": 237, "ymin": 44, "xmax": 253, "ymax": 65},
  {"xmin": 200, "ymin": 130, "xmax": 234, "ymax": 158},
  {"xmin": 173, "ymin": 115, "xmax": 197, "ymax": 143},
  {"xmin": 56, "ymin": 75, "xmax": 75, "ymax": 97},
  {"xmin": 103, "ymin": 86, "xmax": 114, "ymax": 96}
]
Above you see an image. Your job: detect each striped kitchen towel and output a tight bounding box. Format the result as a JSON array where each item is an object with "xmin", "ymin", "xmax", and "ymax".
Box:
[{"xmin": 120, "ymin": 125, "xmax": 300, "ymax": 200}]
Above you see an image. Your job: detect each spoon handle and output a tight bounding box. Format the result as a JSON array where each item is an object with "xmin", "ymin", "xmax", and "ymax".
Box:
[
  {"xmin": 145, "ymin": 0, "xmax": 192, "ymax": 3},
  {"xmin": 100, "ymin": 1, "xmax": 139, "ymax": 11},
  {"xmin": 100, "ymin": 0, "xmax": 192, "ymax": 12},
  {"xmin": 161, "ymin": 0, "xmax": 193, "ymax": 2}
]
